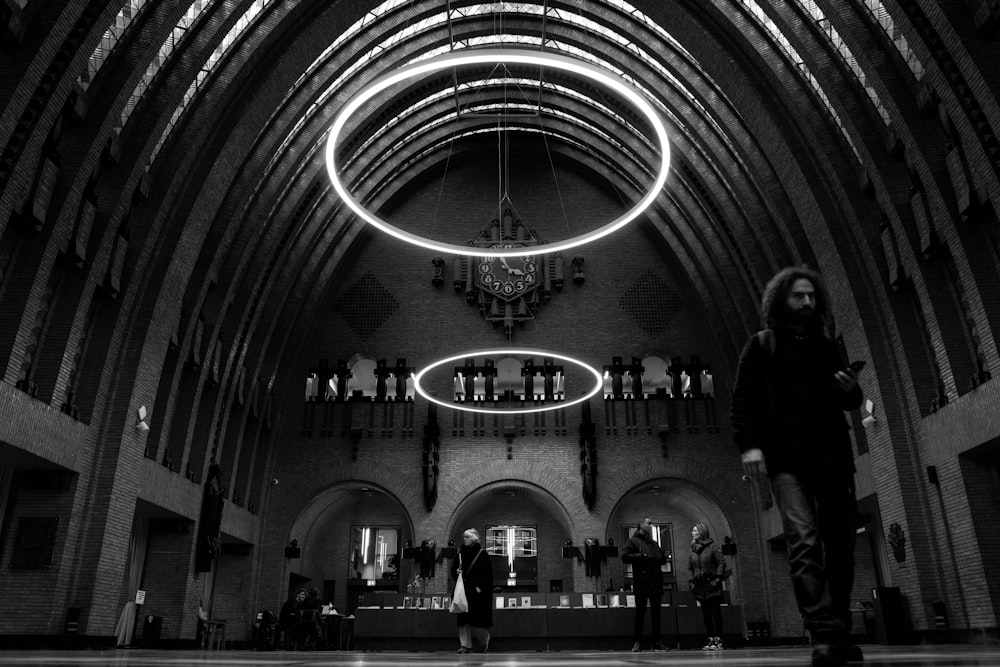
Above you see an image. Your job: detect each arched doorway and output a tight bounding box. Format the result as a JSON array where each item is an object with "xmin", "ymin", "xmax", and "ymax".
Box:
[
  {"xmin": 446, "ymin": 480, "xmax": 577, "ymax": 595},
  {"xmin": 286, "ymin": 482, "xmax": 415, "ymax": 613},
  {"xmin": 607, "ymin": 478, "xmax": 735, "ymax": 600}
]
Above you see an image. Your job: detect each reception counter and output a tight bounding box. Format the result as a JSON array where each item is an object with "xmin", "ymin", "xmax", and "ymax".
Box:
[{"xmin": 352, "ymin": 593, "xmax": 744, "ymax": 651}]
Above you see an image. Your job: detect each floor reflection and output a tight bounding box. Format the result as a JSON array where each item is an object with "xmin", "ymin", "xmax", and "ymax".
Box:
[{"xmin": 0, "ymin": 645, "xmax": 998, "ymax": 666}]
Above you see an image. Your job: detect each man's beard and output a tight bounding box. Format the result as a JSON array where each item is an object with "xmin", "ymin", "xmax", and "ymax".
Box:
[{"xmin": 789, "ymin": 307, "xmax": 821, "ymax": 328}]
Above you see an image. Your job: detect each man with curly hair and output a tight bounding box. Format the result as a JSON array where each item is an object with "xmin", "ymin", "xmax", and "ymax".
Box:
[{"xmin": 730, "ymin": 266, "xmax": 864, "ymax": 667}]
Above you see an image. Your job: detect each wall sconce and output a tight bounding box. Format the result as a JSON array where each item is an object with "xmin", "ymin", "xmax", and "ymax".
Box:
[
  {"xmin": 135, "ymin": 405, "xmax": 150, "ymax": 432},
  {"xmin": 440, "ymin": 539, "xmax": 457, "ymax": 559},
  {"xmin": 571, "ymin": 255, "xmax": 585, "ymax": 284},
  {"xmin": 601, "ymin": 538, "xmax": 619, "ymax": 558},
  {"xmin": 431, "ymin": 257, "xmax": 445, "ymax": 286},
  {"xmin": 561, "ymin": 539, "xmax": 583, "ymax": 561},
  {"xmin": 284, "ymin": 539, "xmax": 301, "ymax": 559},
  {"xmin": 583, "ymin": 538, "xmax": 602, "ymax": 576},
  {"xmin": 861, "ymin": 399, "xmax": 876, "ymax": 429}
]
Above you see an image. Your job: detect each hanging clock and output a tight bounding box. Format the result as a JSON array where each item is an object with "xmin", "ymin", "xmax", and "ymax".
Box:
[
  {"xmin": 451, "ymin": 205, "xmax": 576, "ymax": 340},
  {"xmin": 478, "ymin": 245, "xmax": 538, "ymax": 300}
]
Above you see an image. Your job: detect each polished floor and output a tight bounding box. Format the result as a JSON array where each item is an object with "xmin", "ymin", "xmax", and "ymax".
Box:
[{"xmin": 1, "ymin": 646, "xmax": 999, "ymax": 666}]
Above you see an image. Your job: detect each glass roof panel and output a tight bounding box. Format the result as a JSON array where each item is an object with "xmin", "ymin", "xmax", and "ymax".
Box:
[
  {"xmin": 795, "ymin": 0, "xmax": 891, "ymax": 126},
  {"xmin": 119, "ymin": 0, "xmax": 216, "ymax": 133},
  {"xmin": 78, "ymin": 0, "xmax": 151, "ymax": 91},
  {"xmin": 735, "ymin": 0, "xmax": 861, "ymax": 162},
  {"xmin": 862, "ymin": 0, "xmax": 924, "ymax": 81},
  {"xmin": 148, "ymin": 0, "xmax": 273, "ymax": 168}
]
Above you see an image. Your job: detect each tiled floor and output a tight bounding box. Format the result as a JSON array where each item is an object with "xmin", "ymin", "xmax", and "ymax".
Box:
[{"xmin": 1, "ymin": 645, "xmax": 999, "ymax": 666}]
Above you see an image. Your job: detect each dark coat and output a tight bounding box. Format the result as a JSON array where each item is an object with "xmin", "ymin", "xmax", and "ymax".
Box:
[
  {"xmin": 620, "ymin": 530, "xmax": 666, "ymax": 595},
  {"xmin": 450, "ymin": 543, "xmax": 493, "ymax": 628},
  {"xmin": 278, "ymin": 599, "xmax": 300, "ymax": 630},
  {"xmin": 688, "ymin": 538, "xmax": 726, "ymax": 601},
  {"xmin": 730, "ymin": 325, "xmax": 863, "ymax": 476}
]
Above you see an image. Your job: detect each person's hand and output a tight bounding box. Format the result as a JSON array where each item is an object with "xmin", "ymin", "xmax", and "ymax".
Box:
[
  {"xmin": 834, "ymin": 370, "xmax": 858, "ymax": 392},
  {"xmin": 741, "ymin": 448, "xmax": 768, "ymax": 478},
  {"xmin": 475, "ymin": 587, "xmax": 482, "ymax": 593}
]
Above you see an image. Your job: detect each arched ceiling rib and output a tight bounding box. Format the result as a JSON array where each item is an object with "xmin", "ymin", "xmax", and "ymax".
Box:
[{"xmin": 6, "ymin": 0, "xmax": 910, "ymax": 462}]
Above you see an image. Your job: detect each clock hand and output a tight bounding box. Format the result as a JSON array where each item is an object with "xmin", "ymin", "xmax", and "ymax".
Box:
[{"xmin": 499, "ymin": 257, "xmax": 511, "ymax": 273}]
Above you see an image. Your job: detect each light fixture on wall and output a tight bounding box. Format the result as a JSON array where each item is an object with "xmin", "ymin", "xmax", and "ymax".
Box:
[
  {"xmin": 284, "ymin": 539, "xmax": 300, "ymax": 559},
  {"xmin": 135, "ymin": 405, "xmax": 150, "ymax": 433},
  {"xmin": 560, "ymin": 539, "xmax": 583, "ymax": 561},
  {"xmin": 861, "ymin": 399, "xmax": 876, "ymax": 429}
]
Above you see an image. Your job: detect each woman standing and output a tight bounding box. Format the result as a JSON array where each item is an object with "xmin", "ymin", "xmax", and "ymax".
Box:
[
  {"xmin": 450, "ymin": 528, "xmax": 494, "ymax": 653},
  {"xmin": 689, "ymin": 523, "xmax": 727, "ymax": 650}
]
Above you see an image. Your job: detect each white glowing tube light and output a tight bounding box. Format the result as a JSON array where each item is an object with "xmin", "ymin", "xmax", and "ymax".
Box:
[
  {"xmin": 326, "ymin": 48, "xmax": 671, "ymax": 258},
  {"xmin": 413, "ymin": 348, "xmax": 602, "ymax": 415}
]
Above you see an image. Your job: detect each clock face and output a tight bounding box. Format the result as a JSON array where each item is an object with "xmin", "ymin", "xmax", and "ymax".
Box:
[{"xmin": 478, "ymin": 244, "xmax": 537, "ymax": 300}]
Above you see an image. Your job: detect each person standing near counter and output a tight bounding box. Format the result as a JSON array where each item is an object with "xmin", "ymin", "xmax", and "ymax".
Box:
[
  {"xmin": 689, "ymin": 522, "xmax": 727, "ymax": 650},
  {"xmin": 621, "ymin": 517, "xmax": 671, "ymax": 652},
  {"xmin": 278, "ymin": 588, "xmax": 305, "ymax": 649},
  {"xmin": 450, "ymin": 528, "xmax": 494, "ymax": 653}
]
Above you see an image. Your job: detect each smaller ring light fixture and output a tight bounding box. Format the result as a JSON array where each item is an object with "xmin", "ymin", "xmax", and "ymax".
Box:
[
  {"xmin": 414, "ymin": 348, "xmax": 602, "ymax": 415},
  {"xmin": 326, "ymin": 48, "xmax": 671, "ymax": 258}
]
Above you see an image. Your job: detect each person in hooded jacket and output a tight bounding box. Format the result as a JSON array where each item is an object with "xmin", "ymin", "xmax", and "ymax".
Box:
[
  {"xmin": 688, "ymin": 523, "xmax": 727, "ymax": 650},
  {"xmin": 620, "ymin": 517, "xmax": 671, "ymax": 652}
]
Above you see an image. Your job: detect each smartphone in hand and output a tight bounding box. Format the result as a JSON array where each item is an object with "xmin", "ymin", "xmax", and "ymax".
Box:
[{"xmin": 848, "ymin": 360, "xmax": 866, "ymax": 374}]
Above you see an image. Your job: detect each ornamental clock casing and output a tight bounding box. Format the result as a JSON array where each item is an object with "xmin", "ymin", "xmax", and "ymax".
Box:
[
  {"xmin": 448, "ymin": 208, "xmax": 576, "ymax": 340},
  {"xmin": 478, "ymin": 246, "xmax": 538, "ymax": 300}
]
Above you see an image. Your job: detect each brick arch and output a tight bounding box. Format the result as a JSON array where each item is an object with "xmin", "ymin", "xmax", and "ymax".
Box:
[
  {"xmin": 274, "ymin": 459, "xmax": 427, "ymax": 549},
  {"xmin": 600, "ymin": 454, "xmax": 750, "ymax": 539},
  {"xmin": 602, "ymin": 453, "xmax": 744, "ymax": 509},
  {"xmin": 434, "ymin": 459, "xmax": 589, "ymax": 539},
  {"xmin": 288, "ymin": 479, "xmax": 416, "ymax": 549}
]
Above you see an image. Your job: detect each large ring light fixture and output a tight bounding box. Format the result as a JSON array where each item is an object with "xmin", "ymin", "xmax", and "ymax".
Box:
[
  {"xmin": 413, "ymin": 348, "xmax": 603, "ymax": 415},
  {"xmin": 326, "ymin": 48, "xmax": 671, "ymax": 258}
]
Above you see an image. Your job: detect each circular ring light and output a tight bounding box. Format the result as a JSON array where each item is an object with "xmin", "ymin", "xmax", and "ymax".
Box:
[
  {"xmin": 326, "ymin": 48, "xmax": 671, "ymax": 258},
  {"xmin": 413, "ymin": 348, "xmax": 603, "ymax": 415}
]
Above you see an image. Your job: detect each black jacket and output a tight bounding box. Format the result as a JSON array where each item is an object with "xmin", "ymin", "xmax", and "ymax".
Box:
[
  {"xmin": 688, "ymin": 538, "xmax": 726, "ymax": 601},
  {"xmin": 620, "ymin": 530, "xmax": 666, "ymax": 595},
  {"xmin": 450, "ymin": 543, "xmax": 494, "ymax": 628},
  {"xmin": 278, "ymin": 599, "xmax": 300, "ymax": 630},
  {"xmin": 730, "ymin": 326, "xmax": 862, "ymax": 476}
]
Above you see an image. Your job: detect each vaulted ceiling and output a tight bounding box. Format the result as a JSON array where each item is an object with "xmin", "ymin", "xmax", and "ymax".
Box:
[{"xmin": 2, "ymin": 0, "xmax": 998, "ymax": 480}]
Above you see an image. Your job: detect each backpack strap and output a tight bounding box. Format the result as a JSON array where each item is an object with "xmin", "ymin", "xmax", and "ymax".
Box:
[
  {"xmin": 756, "ymin": 328, "xmax": 775, "ymax": 358},
  {"xmin": 461, "ymin": 548, "xmax": 483, "ymax": 571},
  {"xmin": 757, "ymin": 329, "xmax": 776, "ymax": 413}
]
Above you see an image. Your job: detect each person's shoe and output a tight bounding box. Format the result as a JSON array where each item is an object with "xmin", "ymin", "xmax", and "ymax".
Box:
[
  {"xmin": 631, "ymin": 641, "xmax": 641, "ymax": 652},
  {"xmin": 702, "ymin": 638, "xmax": 714, "ymax": 650},
  {"xmin": 714, "ymin": 636, "xmax": 724, "ymax": 650},
  {"xmin": 457, "ymin": 647, "xmax": 469, "ymax": 654},
  {"xmin": 811, "ymin": 643, "xmax": 847, "ymax": 667},
  {"xmin": 651, "ymin": 642, "xmax": 671, "ymax": 651}
]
